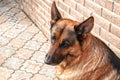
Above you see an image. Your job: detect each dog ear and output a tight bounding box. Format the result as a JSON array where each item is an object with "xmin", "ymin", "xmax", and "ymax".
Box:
[
  {"xmin": 74, "ymin": 16, "xmax": 94, "ymax": 35},
  {"xmin": 50, "ymin": 1, "xmax": 62, "ymax": 26}
]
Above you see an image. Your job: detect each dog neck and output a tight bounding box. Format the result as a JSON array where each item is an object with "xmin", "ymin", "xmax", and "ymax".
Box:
[{"xmin": 56, "ymin": 34, "xmax": 117, "ymax": 80}]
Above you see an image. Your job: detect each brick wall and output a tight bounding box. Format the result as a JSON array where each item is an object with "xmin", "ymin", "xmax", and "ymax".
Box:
[{"xmin": 15, "ymin": 0, "xmax": 120, "ymax": 57}]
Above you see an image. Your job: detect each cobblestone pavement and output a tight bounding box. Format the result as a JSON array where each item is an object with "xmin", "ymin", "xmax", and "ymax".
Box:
[{"xmin": 0, "ymin": 0, "xmax": 58, "ymax": 80}]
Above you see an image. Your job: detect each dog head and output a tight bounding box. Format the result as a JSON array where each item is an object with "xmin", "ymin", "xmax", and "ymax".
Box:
[{"xmin": 44, "ymin": 2, "xmax": 94, "ymax": 65}]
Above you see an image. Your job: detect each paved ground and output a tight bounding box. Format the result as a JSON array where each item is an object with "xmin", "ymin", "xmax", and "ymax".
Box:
[{"xmin": 0, "ymin": 0, "xmax": 57, "ymax": 80}]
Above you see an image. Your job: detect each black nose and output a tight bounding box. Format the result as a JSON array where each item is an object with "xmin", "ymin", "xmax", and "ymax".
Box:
[{"xmin": 44, "ymin": 55, "xmax": 52, "ymax": 65}]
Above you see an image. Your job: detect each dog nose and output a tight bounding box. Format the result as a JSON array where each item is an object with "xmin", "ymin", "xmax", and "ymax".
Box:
[{"xmin": 44, "ymin": 55, "xmax": 52, "ymax": 65}]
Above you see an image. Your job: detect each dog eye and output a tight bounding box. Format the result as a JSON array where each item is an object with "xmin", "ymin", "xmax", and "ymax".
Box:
[
  {"xmin": 51, "ymin": 36, "xmax": 56, "ymax": 44},
  {"xmin": 60, "ymin": 40, "xmax": 70, "ymax": 48}
]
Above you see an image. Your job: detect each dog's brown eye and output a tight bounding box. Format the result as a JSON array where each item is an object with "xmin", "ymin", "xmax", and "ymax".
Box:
[
  {"xmin": 60, "ymin": 40, "xmax": 70, "ymax": 48},
  {"xmin": 51, "ymin": 36, "xmax": 56, "ymax": 44},
  {"xmin": 67, "ymin": 53, "xmax": 74, "ymax": 57}
]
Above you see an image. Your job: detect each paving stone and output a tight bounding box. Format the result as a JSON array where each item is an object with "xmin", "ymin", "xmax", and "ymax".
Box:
[
  {"xmin": 3, "ymin": 57, "xmax": 24, "ymax": 70},
  {"xmin": 3, "ymin": 10, "xmax": 15, "ymax": 17},
  {"xmin": 0, "ymin": 11, "xmax": 3, "ymax": 15},
  {"xmin": 21, "ymin": 60, "xmax": 42, "ymax": 74},
  {"xmin": 11, "ymin": 23, "xmax": 27, "ymax": 33},
  {"xmin": 3, "ymin": 29, "xmax": 19, "ymax": 39},
  {"xmin": 15, "ymin": 11, "xmax": 26, "ymax": 20},
  {"xmin": 0, "ymin": 54, "xmax": 6, "ymax": 65},
  {"xmin": 0, "ymin": 67, "xmax": 13, "ymax": 80},
  {"xmin": 8, "ymin": 16, "xmax": 20, "ymax": 23},
  {"xmin": 9, "ymin": 70, "xmax": 32, "ymax": 80},
  {"xmin": 0, "ymin": 0, "xmax": 10, "ymax": 7},
  {"xmin": 0, "ymin": 21, "xmax": 13, "ymax": 28},
  {"xmin": 31, "ymin": 74, "xmax": 52, "ymax": 80},
  {"xmin": 0, "ymin": 0, "xmax": 11, "ymax": 8},
  {"xmin": 39, "ymin": 64, "xmax": 56, "ymax": 78},
  {"xmin": 31, "ymin": 51, "xmax": 46, "ymax": 63},
  {"xmin": 17, "ymin": 32, "xmax": 34, "ymax": 41},
  {"xmin": 54, "ymin": 77, "xmax": 59, "ymax": 80},
  {"xmin": 25, "ymin": 24, "xmax": 39, "ymax": 34},
  {"xmin": 0, "ymin": 36, "xmax": 11, "ymax": 46},
  {"xmin": 0, "ymin": 6, "xmax": 10, "ymax": 14},
  {"xmin": 0, "ymin": 22, "xmax": 13, "ymax": 35},
  {"xmin": 40, "ymin": 42, "xmax": 50, "ymax": 53},
  {"xmin": 0, "ymin": 45, "xmax": 17, "ymax": 58},
  {"xmin": 0, "ymin": 15, "xmax": 8, "ymax": 24},
  {"xmin": 0, "ymin": 0, "xmax": 58, "ymax": 79},
  {"xmin": 14, "ymin": 48, "xmax": 34, "ymax": 60},
  {"xmin": 8, "ymin": 38, "xmax": 25, "ymax": 48},
  {"xmin": 5, "ymin": 0, "xmax": 17, "ymax": 8},
  {"xmin": 19, "ymin": 18, "xmax": 32, "ymax": 27},
  {"xmin": 24, "ymin": 40, "xmax": 42, "ymax": 50},
  {"xmin": 10, "ymin": 7, "xmax": 21, "ymax": 14},
  {"xmin": 32, "ymin": 32, "xmax": 47, "ymax": 43}
]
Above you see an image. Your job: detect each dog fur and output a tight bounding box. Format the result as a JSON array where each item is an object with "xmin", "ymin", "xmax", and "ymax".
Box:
[{"xmin": 44, "ymin": 2, "xmax": 120, "ymax": 80}]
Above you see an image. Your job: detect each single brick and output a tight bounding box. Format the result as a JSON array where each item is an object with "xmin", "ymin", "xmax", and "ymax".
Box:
[
  {"xmin": 110, "ymin": 24, "xmax": 120, "ymax": 38},
  {"xmin": 95, "ymin": 0, "xmax": 113, "ymax": 11},
  {"xmin": 113, "ymin": 2, "xmax": 120, "ymax": 15},
  {"xmin": 85, "ymin": 0, "xmax": 102, "ymax": 15},
  {"xmin": 75, "ymin": 0, "xmax": 85, "ymax": 5}
]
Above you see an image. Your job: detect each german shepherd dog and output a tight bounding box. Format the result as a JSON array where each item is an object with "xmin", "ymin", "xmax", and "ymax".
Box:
[{"xmin": 44, "ymin": 2, "xmax": 120, "ymax": 80}]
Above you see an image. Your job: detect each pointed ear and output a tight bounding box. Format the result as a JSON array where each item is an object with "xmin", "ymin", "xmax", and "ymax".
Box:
[
  {"xmin": 50, "ymin": 1, "xmax": 62, "ymax": 25},
  {"xmin": 74, "ymin": 16, "xmax": 94, "ymax": 35}
]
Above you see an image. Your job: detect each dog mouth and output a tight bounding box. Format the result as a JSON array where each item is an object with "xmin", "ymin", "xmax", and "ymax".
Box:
[{"xmin": 44, "ymin": 54, "xmax": 65, "ymax": 66}]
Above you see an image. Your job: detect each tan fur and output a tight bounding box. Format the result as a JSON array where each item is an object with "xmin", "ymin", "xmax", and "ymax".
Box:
[
  {"xmin": 56, "ymin": 34, "xmax": 119, "ymax": 80},
  {"xmin": 45, "ymin": 2, "xmax": 120, "ymax": 80}
]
